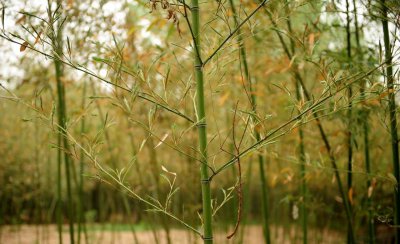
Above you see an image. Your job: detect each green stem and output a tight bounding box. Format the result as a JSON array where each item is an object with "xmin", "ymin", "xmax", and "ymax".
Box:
[
  {"xmin": 352, "ymin": 1, "xmax": 375, "ymax": 241},
  {"xmin": 77, "ymin": 82, "xmax": 88, "ymax": 244},
  {"xmin": 295, "ymin": 82, "xmax": 307, "ymax": 244},
  {"xmin": 191, "ymin": 0, "xmax": 213, "ymax": 242},
  {"xmin": 49, "ymin": 1, "xmax": 75, "ymax": 243},
  {"xmin": 57, "ymin": 122, "xmax": 63, "ymax": 244},
  {"xmin": 380, "ymin": 0, "xmax": 400, "ymax": 242},
  {"xmin": 228, "ymin": 0, "xmax": 270, "ymax": 242},
  {"xmin": 258, "ymin": 154, "xmax": 271, "ymax": 243},
  {"xmin": 361, "ymin": 93, "xmax": 375, "ymax": 243},
  {"xmin": 345, "ymin": 1, "xmax": 354, "ymax": 242}
]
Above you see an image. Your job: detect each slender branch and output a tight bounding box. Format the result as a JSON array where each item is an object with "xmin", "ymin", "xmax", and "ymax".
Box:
[
  {"xmin": 226, "ymin": 101, "xmax": 242, "ymax": 239},
  {"xmin": 181, "ymin": 0, "xmax": 203, "ymax": 65},
  {"xmin": 202, "ymin": 0, "xmax": 269, "ymax": 66},
  {"xmin": 211, "ymin": 63, "xmax": 384, "ymax": 178},
  {"xmin": 62, "ymin": 127, "xmax": 203, "ymax": 237}
]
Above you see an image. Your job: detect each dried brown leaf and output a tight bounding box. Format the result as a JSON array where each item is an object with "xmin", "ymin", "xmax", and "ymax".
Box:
[{"xmin": 20, "ymin": 41, "xmax": 28, "ymax": 52}]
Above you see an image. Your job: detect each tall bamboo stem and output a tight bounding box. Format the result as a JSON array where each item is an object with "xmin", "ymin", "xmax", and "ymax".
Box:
[
  {"xmin": 191, "ymin": 0, "xmax": 213, "ymax": 242},
  {"xmin": 295, "ymin": 82, "xmax": 307, "ymax": 244},
  {"xmin": 345, "ymin": 1, "xmax": 354, "ymax": 242},
  {"xmin": 56, "ymin": 116, "xmax": 63, "ymax": 244},
  {"xmin": 352, "ymin": 1, "xmax": 375, "ymax": 241},
  {"xmin": 48, "ymin": 1, "xmax": 75, "ymax": 243},
  {"xmin": 361, "ymin": 89, "xmax": 375, "ymax": 243},
  {"xmin": 77, "ymin": 82, "xmax": 88, "ymax": 244},
  {"xmin": 380, "ymin": 0, "xmax": 400, "ymax": 241}
]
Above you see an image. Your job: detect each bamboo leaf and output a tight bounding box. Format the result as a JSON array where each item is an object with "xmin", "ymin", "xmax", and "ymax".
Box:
[
  {"xmin": 20, "ymin": 41, "xmax": 28, "ymax": 52},
  {"xmin": 34, "ymin": 31, "xmax": 42, "ymax": 45},
  {"xmin": 154, "ymin": 133, "xmax": 169, "ymax": 149}
]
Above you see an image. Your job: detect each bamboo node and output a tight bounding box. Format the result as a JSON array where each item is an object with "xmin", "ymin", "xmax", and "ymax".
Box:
[
  {"xmin": 201, "ymin": 178, "xmax": 211, "ymax": 184},
  {"xmin": 196, "ymin": 122, "xmax": 207, "ymax": 127},
  {"xmin": 201, "ymin": 236, "xmax": 213, "ymax": 241}
]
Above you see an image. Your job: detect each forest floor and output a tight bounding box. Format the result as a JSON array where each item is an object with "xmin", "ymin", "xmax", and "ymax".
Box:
[{"xmin": 0, "ymin": 224, "xmax": 344, "ymax": 243}]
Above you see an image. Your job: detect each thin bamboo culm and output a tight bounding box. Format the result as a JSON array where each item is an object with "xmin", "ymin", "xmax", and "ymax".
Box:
[
  {"xmin": 380, "ymin": 0, "xmax": 400, "ymax": 242},
  {"xmin": 352, "ymin": 0, "xmax": 375, "ymax": 241},
  {"xmin": 295, "ymin": 82, "xmax": 307, "ymax": 244},
  {"xmin": 191, "ymin": 0, "xmax": 213, "ymax": 243},
  {"xmin": 48, "ymin": 1, "xmax": 75, "ymax": 243},
  {"xmin": 77, "ymin": 82, "xmax": 88, "ymax": 244},
  {"xmin": 345, "ymin": 0, "xmax": 354, "ymax": 242}
]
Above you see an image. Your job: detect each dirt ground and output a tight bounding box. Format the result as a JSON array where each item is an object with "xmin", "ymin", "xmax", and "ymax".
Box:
[{"xmin": 0, "ymin": 224, "xmax": 344, "ymax": 244}]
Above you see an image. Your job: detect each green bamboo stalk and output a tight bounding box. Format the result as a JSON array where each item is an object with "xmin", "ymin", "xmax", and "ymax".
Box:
[
  {"xmin": 352, "ymin": 1, "xmax": 375, "ymax": 242},
  {"xmin": 238, "ymin": 160, "xmax": 254, "ymax": 244},
  {"xmin": 295, "ymin": 82, "xmax": 307, "ymax": 244},
  {"xmin": 380, "ymin": 0, "xmax": 400, "ymax": 241},
  {"xmin": 264, "ymin": 4, "xmax": 355, "ymax": 242},
  {"xmin": 361, "ymin": 86, "xmax": 376, "ymax": 243},
  {"xmin": 190, "ymin": 0, "xmax": 213, "ymax": 242},
  {"xmin": 228, "ymin": 0, "xmax": 271, "ymax": 242},
  {"xmin": 344, "ymin": 1, "xmax": 354, "ymax": 242},
  {"xmin": 345, "ymin": 0, "xmax": 353, "ymax": 187},
  {"xmin": 48, "ymin": 1, "xmax": 75, "ymax": 243},
  {"xmin": 56, "ymin": 117, "xmax": 63, "ymax": 244},
  {"xmin": 77, "ymin": 82, "xmax": 88, "ymax": 244}
]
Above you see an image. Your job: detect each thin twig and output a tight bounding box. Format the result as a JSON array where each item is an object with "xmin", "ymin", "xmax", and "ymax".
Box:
[
  {"xmin": 202, "ymin": 0, "xmax": 269, "ymax": 66},
  {"xmin": 227, "ymin": 101, "xmax": 243, "ymax": 239}
]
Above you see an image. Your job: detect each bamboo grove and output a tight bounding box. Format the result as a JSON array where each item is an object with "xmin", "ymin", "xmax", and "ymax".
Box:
[{"xmin": 0, "ymin": 0, "xmax": 400, "ymax": 243}]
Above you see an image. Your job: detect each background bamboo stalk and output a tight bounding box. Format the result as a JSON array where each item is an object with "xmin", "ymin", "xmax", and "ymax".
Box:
[
  {"xmin": 380, "ymin": 0, "xmax": 400, "ymax": 242},
  {"xmin": 48, "ymin": 1, "xmax": 75, "ymax": 243},
  {"xmin": 295, "ymin": 82, "xmax": 307, "ymax": 244},
  {"xmin": 344, "ymin": 1, "xmax": 354, "ymax": 242},
  {"xmin": 77, "ymin": 82, "xmax": 88, "ymax": 244},
  {"xmin": 352, "ymin": 1, "xmax": 375, "ymax": 241}
]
